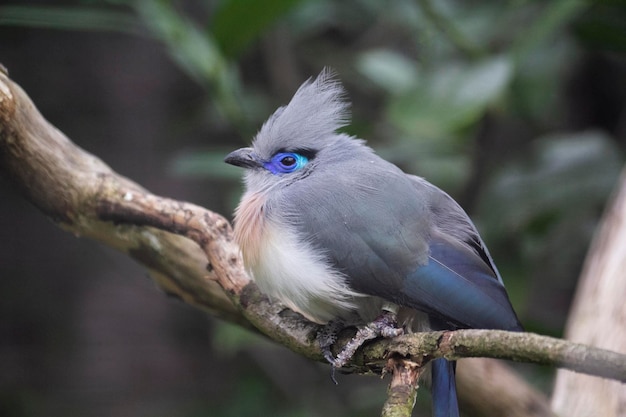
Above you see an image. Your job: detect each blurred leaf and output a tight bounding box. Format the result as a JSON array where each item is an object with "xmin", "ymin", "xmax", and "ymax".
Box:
[
  {"xmin": 211, "ymin": 0, "xmax": 305, "ymax": 56},
  {"xmin": 455, "ymin": 56, "xmax": 512, "ymax": 108},
  {"xmin": 0, "ymin": 5, "xmax": 141, "ymax": 34},
  {"xmin": 280, "ymin": 0, "xmax": 336, "ymax": 36},
  {"xmin": 511, "ymin": 36, "xmax": 578, "ymax": 124},
  {"xmin": 135, "ymin": 0, "xmax": 249, "ymax": 134},
  {"xmin": 511, "ymin": 0, "xmax": 588, "ymax": 65},
  {"xmin": 386, "ymin": 55, "xmax": 513, "ymax": 137},
  {"xmin": 417, "ymin": 0, "xmax": 485, "ymax": 59},
  {"xmin": 480, "ymin": 130, "xmax": 623, "ymax": 234},
  {"xmin": 356, "ymin": 49, "xmax": 419, "ymax": 94},
  {"xmin": 574, "ymin": 2, "xmax": 626, "ymax": 52},
  {"xmin": 135, "ymin": 0, "xmax": 226, "ymax": 85}
]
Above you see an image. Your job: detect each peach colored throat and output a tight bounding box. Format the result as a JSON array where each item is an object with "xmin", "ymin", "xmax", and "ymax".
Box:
[{"xmin": 233, "ymin": 192, "xmax": 267, "ymax": 268}]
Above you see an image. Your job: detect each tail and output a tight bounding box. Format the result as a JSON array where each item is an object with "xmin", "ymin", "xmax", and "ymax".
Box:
[{"xmin": 431, "ymin": 358, "xmax": 459, "ymax": 417}]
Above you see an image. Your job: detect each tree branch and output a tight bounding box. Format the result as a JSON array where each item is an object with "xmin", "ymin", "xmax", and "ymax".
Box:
[
  {"xmin": 381, "ymin": 356, "xmax": 424, "ymax": 417},
  {"xmin": 2, "ymin": 67, "xmax": 624, "ymax": 417},
  {"xmin": 359, "ymin": 330, "xmax": 626, "ymax": 383},
  {"xmin": 0, "ymin": 66, "xmax": 248, "ymax": 327}
]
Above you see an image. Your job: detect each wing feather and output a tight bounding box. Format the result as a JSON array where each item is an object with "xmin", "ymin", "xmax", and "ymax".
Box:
[{"xmin": 277, "ymin": 142, "xmax": 520, "ymax": 330}]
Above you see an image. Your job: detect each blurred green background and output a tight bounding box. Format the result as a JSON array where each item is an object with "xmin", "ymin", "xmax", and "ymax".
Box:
[{"xmin": 0, "ymin": 0, "xmax": 625, "ymax": 416}]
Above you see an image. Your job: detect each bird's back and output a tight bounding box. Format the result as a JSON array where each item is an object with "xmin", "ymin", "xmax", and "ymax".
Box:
[{"xmin": 270, "ymin": 138, "xmax": 521, "ymax": 331}]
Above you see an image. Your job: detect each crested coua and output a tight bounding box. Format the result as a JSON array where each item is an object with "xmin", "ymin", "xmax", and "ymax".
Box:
[{"xmin": 225, "ymin": 69, "xmax": 522, "ymax": 417}]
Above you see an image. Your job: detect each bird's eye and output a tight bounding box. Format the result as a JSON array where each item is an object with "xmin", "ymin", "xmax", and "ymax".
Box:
[
  {"xmin": 280, "ymin": 155, "xmax": 296, "ymax": 167},
  {"xmin": 265, "ymin": 152, "xmax": 308, "ymax": 174}
]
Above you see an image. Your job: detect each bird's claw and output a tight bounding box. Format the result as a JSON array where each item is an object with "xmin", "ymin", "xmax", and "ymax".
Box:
[{"xmin": 316, "ymin": 311, "xmax": 404, "ymax": 382}]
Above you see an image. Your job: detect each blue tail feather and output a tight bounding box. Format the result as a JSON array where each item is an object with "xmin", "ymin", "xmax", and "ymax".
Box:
[{"xmin": 431, "ymin": 358, "xmax": 459, "ymax": 417}]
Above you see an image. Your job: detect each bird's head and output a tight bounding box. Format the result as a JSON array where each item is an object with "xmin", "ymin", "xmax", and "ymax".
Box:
[{"xmin": 225, "ymin": 69, "xmax": 355, "ymax": 192}]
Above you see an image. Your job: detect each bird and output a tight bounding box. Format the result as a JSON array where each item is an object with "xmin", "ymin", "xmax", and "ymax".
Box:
[{"xmin": 224, "ymin": 69, "xmax": 522, "ymax": 417}]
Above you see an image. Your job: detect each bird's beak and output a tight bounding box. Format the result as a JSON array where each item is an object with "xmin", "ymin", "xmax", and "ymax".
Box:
[{"xmin": 224, "ymin": 147, "xmax": 262, "ymax": 169}]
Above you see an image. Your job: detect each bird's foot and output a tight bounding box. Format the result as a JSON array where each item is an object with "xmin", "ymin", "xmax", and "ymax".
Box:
[
  {"xmin": 317, "ymin": 311, "xmax": 404, "ymax": 382},
  {"xmin": 317, "ymin": 319, "xmax": 345, "ymax": 365},
  {"xmin": 334, "ymin": 311, "xmax": 404, "ymax": 368}
]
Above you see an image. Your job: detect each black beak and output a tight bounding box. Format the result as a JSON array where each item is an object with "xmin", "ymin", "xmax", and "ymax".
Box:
[{"xmin": 224, "ymin": 147, "xmax": 262, "ymax": 169}]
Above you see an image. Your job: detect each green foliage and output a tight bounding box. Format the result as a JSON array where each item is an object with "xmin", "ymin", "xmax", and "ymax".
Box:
[
  {"xmin": 574, "ymin": 0, "xmax": 626, "ymax": 52},
  {"xmin": 366, "ymin": 54, "xmax": 513, "ymax": 138},
  {"xmin": 0, "ymin": 4, "xmax": 142, "ymax": 33},
  {"xmin": 210, "ymin": 0, "xmax": 305, "ymax": 56},
  {"xmin": 134, "ymin": 0, "xmax": 250, "ymax": 134},
  {"xmin": 481, "ymin": 131, "xmax": 621, "ymax": 235}
]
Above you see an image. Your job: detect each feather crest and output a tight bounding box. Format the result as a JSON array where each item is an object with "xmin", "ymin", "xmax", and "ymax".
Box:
[{"xmin": 253, "ymin": 68, "xmax": 350, "ymax": 157}]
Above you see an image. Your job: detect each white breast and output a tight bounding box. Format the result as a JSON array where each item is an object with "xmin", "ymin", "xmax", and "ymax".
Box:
[
  {"xmin": 251, "ymin": 220, "xmax": 362, "ymax": 323},
  {"xmin": 233, "ymin": 190, "xmax": 363, "ymax": 323}
]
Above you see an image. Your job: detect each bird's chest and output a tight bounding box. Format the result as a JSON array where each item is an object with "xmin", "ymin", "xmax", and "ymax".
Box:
[
  {"xmin": 233, "ymin": 192, "xmax": 359, "ymax": 323},
  {"xmin": 233, "ymin": 191, "xmax": 267, "ymax": 269}
]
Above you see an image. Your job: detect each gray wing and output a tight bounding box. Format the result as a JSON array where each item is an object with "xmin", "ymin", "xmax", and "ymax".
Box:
[
  {"xmin": 276, "ymin": 153, "xmax": 429, "ymax": 299},
  {"xmin": 407, "ymin": 175, "xmax": 504, "ymax": 284},
  {"xmin": 279, "ymin": 153, "xmax": 520, "ymax": 330},
  {"xmin": 405, "ymin": 176, "xmax": 521, "ymax": 329}
]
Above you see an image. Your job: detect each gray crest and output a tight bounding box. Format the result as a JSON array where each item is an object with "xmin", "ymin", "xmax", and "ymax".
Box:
[{"xmin": 252, "ymin": 68, "xmax": 350, "ymax": 157}]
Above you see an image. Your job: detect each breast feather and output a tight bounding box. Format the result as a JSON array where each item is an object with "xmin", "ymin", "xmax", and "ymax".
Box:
[
  {"xmin": 233, "ymin": 191, "xmax": 267, "ymax": 268},
  {"xmin": 233, "ymin": 191, "xmax": 360, "ymax": 323}
]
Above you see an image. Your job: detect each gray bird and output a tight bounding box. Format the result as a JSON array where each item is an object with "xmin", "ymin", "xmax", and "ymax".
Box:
[{"xmin": 225, "ymin": 69, "xmax": 522, "ymax": 417}]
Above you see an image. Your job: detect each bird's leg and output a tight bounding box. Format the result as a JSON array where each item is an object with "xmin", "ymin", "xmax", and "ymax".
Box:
[
  {"xmin": 316, "ymin": 306, "xmax": 404, "ymax": 383},
  {"xmin": 333, "ymin": 309, "xmax": 404, "ymax": 369},
  {"xmin": 316, "ymin": 319, "xmax": 345, "ymax": 365}
]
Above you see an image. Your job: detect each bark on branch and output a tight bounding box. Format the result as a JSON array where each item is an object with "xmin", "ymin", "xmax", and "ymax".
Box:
[
  {"xmin": 1, "ymin": 67, "xmax": 624, "ymax": 417},
  {"xmin": 0, "ymin": 66, "xmax": 245, "ymax": 326}
]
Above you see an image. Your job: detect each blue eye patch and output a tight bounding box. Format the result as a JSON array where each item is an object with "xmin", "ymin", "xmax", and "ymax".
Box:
[{"xmin": 264, "ymin": 152, "xmax": 309, "ymax": 175}]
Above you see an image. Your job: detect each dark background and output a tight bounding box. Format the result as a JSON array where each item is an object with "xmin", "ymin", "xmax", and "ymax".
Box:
[{"xmin": 1, "ymin": 1, "xmax": 625, "ymax": 416}]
